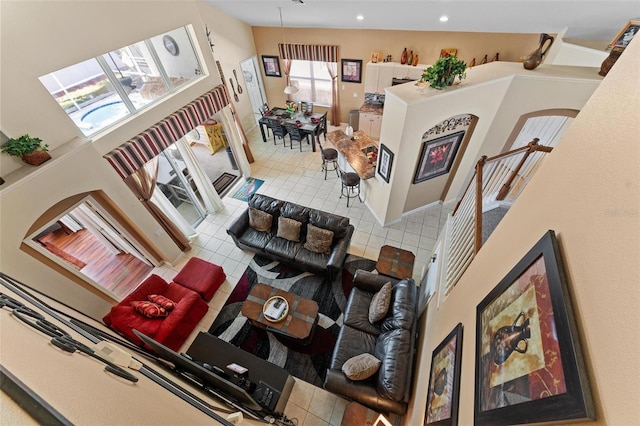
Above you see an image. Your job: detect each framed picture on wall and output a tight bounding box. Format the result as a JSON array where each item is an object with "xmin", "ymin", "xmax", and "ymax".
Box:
[
  {"xmin": 425, "ymin": 323, "xmax": 463, "ymax": 426},
  {"xmin": 413, "ymin": 131, "xmax": 464, "ymax": 184},
  {"xmin": 377, "ymin": 144, "xmax": 394, "ymax": 183},
  {"xmin": 261, "ymin": 55, "xmax": 282, "ymax": 77},
  {"xmin": 341, "ymin": 59, "xmax": 363, "ymax": 83},
  {"xmin": 474, "ymin": 230, "xmax": 594, "ymax": 425},
  {"xmin": 370, "ymin": 52, "xmax": 381, "ymax": 63},
  {"xmin": 609, "ymin": 19, "xmax": 640, "ymax": 48}
]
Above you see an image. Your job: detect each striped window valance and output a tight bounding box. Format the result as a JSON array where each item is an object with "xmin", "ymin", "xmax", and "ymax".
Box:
[
  {"xmin": 278, "ymin": 43, "xmax": 338, "ymax": 62},
  {"xmin": 104, "ymin": 85, "xmax": 229, "ymax": 179}
]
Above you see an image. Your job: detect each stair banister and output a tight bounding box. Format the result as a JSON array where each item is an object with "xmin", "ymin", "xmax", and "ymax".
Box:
[{"xmin": 474, "ymin": 156, "xmax": 486, "ymax": 254}]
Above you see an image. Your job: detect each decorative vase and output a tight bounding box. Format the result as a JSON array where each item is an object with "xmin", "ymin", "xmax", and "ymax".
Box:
[
  {"xmin": 480, "ymin": 54, "xmax": 488, "ymax": 65},
  {"xmin": 491, "ymin": 312, "xmax": 531, "ymax": 365},
  {"xmin": 523, "ymin": 33, "xmax": 555, "ymax": 70},
  {"xmin": 599, "ymin": 46, "xmax": 624, "ymax": 76},
  {"xmin": 412, "ymin": 54, "xmax": 419, "ymax": 66},
  {"xmin": 22, "ymin": 150, "xmax": 51, "ymax": 166},
  {"xmin": 407, "ymin": 50, "xmax": 414, "ymax": 65},
  {"xmin": 400, "ymin": 48, "xmax": 408, "ymax": 65},
  {"xmin": 469, "ymin": 58, "xmax": 476, "ymax": 67},
  {"xmin": 492, "ymin": 52, "xmax": 500, "ymax": 62}
]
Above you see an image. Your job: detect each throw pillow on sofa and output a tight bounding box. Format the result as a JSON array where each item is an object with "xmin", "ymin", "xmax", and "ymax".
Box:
[
  {"xmin": 342, "ymin": 353, "xmax": 382, "ymax": 380},
  {"xmin": 304, "ymin": 224, "xmax": 334, "ymax": 254},
  {"xmin": 369, "ymin": 282, "xmax": 392, "ymax": 323},
  {"xmin": 277, "ymin": 216, "xmax": 302, "ymax": 242},
  {"xmin": 131, "ymin": 301, "xmax": 169, "ymax": 318},
  {"xmin": 148, "ymin": 294, "xmax": 176, "ymax": 311},
  {"xmin": 249, "ymin": 207, "xmax": 273, "ymax": 232}
]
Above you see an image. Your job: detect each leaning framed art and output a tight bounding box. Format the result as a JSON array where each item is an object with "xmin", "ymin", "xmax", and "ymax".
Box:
[
  {"xmin": 425, "ymin": 323, "xmax": 463, "ymax": 426},
  {"xmin": 474, "ymin": 230, "xmax": 594, "ymax": 425},
  {"xmin": 413, "ymin": 131, "xmax": 464, "ymax": 184},
  {"xmin": 609, "ymin": 19, "xmax": 640, "ymax": 48}
]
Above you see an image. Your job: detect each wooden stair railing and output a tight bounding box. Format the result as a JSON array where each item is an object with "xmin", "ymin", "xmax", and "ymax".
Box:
[{"xmin": 443, "ymin": 138, "xmax": 553, "ymax": 295}]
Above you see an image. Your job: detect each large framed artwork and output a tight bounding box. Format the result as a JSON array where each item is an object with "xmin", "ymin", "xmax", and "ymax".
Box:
[
  {"xmin": 261, "ymin": 55, "xmax": 282, "ymax": 77},
  {"xmin": 609, "ymin": 19, "xmax": 640, "ymax": 48},
  {"xmin": 341, "ymin": 59, "xmax": 363, "ymax": 83},
  {"xmin": 413, "ymin": 131, "xmax": 464, "ymax": 184},
  {"xmin": 425, "ymin": 323, "xmax": 463, "ymax": 426},
  {"xmin": 475, "ymin": 230, "xmax": 594, "ymax": 425},
  {"xmin": 377, "ymin": 144, "xmax": 394, "ymax": 183}
]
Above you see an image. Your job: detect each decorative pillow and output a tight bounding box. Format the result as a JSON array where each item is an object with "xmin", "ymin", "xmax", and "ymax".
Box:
[
  {"xmin": 148, "ymin": 294, "xmax": 176, "ymax": 311},
  {"xmin": 303, "ymin": 224, "xmax": 334, "ymax": 254},
  {"xmin": 276, "ymin": 216, "xmax": 302, "ymax": 242},
  {"xmin": 369, "ymin": 282, "xmax": 392, "ymax": 323},
  {"xmin": 342, "ymin": 353, "xmax": 381, "ymax": 381},
  {"xmin": 249, "ymin": 207, "xmax": 273, "ymax": 232},
  {"xmin": 130, "ymin": 301, "xmax": 168, "ymax": 318}
]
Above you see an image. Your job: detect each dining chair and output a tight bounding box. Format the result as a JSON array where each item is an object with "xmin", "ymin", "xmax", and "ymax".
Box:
[
  {"xmin": 339, "ymin": 168, "xmax": 362, "ymax": 207},
  {"xmin": 283, "ymin": 122, "xmax": 309, "ymax": 151},
  {"xmin": 300, "ymin": 101, "xmax": 314, "ymax": 114},
  {"xmin": 317, "ymin": 139, "xmax": 339, "ymax": 180},
  {"xmin": 258, "ymin": 103, "xmax": 269, "ymax": 116},
  {"xmin": 318, "ymin": 112, "xmax": 328, "ymax": 140},
  {"xmin": 266, "ymin": 118, "xmax": 289, "ymax": 146}
]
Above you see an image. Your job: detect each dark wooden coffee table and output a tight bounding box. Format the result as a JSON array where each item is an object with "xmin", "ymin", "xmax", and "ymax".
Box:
[
  {"xmin": 376, "ymin": 245, "xmax": 415, "ymax": 280},
  {"xmin": 241, "ymin": 283, "xmax": 319, "ymax": 344}
]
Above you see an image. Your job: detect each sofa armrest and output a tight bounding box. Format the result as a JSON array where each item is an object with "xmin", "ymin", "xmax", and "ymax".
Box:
[
  {"xmin": 327, "ymin": 224, "xmax": 354, "ymax": 272},
  {"xmin": 353, "ymin": 270, "xmax": 400, "ymax": 293},
  {"xmin": 227, "ymin": 208, "xmax": 250, "ymax": 241},
  {"xmin": 324, "ymin": 369, "xmax": 408, "ymax": 415}
]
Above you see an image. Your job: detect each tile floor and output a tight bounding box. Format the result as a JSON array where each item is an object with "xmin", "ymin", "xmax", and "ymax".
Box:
[{"xmin": 151, "ymin": 124, "xmax": 452, "ymax": 426}]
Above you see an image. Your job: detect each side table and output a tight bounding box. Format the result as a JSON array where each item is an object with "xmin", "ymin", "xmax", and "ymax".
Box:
[
  {"xmin": 376, "ymin": 245, "xmax": 415, "ymax": 280},
  {"xmin": 341, "ymin": 401, "xmax": 390, "ymax": 426}
]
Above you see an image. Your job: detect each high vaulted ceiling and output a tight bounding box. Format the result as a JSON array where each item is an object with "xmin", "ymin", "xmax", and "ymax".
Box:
[{"xmin": 206, "ymin": 0, "xmax": 640, "ymax": 41}]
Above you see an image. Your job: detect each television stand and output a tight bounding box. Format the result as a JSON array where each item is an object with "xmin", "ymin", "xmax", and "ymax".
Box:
[{"xmin": 186, "ymin": 332, "xmax": 294, "ymax": 415}]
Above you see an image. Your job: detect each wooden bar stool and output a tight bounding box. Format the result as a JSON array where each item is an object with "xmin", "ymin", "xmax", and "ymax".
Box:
[{"xmin": 339, "ymin": 169, "xmax": 362, "ymax": 207}]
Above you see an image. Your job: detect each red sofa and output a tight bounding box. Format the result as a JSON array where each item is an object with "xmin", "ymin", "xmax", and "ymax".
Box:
[{"xmin": 103, "ymin": 274, "xmax": 208, "ymax": 351}]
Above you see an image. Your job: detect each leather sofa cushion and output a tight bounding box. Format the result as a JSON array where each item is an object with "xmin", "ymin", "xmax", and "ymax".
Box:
[
  {"xmin": 294, "ymin": 247, "xmax": 329, "ymax": 272},
  {"xmin": 344, "ymin": 288, "xmax": 381, "ymax": 336},
  {"xmin": 330, "ymin": 324, "xmax": 378, "ymax": 371},
  {"xmin": 381, "ymin": 280, "xmax": 416, "ymax": 333},
  {"xmin": 237, "ymin": 227, "xmax": 273, "ymax": 252},
  {"xmin": 266, "ymin": 236, "xmax": 302, "ymax": 261},
  {"xmin": 248, "ymin": 193, "xmax": 283, "ymax": 216},
  {"xmin": 280, "ymin": 201, "xmax": 309, "ymax": 223},
  {"xmin": 374, "ymin": 327, "xmax": 413, "ymax": 402},
  {"xmin": 308, "ymin": 210, "xmax": 350, "ymax": 239}
]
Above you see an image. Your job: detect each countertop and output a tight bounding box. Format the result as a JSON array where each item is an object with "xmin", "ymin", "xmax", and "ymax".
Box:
[
  {"xmin": 328, "ymin": 130, "xmax": 379, "ymax": 179},
  {"xmin": 358, "ymin": 102, "xmax": 384, "ymax": 114}
]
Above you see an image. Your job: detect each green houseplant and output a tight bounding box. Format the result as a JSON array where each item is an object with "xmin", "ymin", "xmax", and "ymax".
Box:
[
  {"xmin": 1, "ymin": 134, "xmax": 51, "ymax": 166},
  {"xmin": 420, "ymin": 53, "xmax": 468, "ymax": 89}
]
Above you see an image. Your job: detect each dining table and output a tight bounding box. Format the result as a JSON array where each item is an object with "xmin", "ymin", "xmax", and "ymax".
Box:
[{"xmin": 258, "ymin": 107, "xmax": 324, "ymax": 152}]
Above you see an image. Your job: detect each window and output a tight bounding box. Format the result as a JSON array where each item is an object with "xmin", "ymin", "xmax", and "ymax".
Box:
[
  {"xmin": 39, "ymin": 26, "xmax": 204, "ymax": 136},
  {"xmin": 289, "ymin": 60, "xmax": 332, "ymax": 106}
]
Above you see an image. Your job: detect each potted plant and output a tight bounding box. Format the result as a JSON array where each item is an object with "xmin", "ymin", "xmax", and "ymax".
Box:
[
  {"xmin": 1, "ymin": 134, "xmax": 51, "ymax": 165},
  {"xmin": 419, "ymin": 53, "xmax": 468, "ymax": 89}
]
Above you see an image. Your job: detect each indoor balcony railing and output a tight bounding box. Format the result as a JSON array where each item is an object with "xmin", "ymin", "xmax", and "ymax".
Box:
[{"xmin": 442, "ymin": 139, "xmax": 553, "ymax": 295}]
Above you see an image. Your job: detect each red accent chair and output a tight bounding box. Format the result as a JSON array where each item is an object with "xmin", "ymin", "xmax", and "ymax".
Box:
[
  {"xmin": 172, "ymin": 257, "xmax": 226, "ymax": 302},
  {"xmin": 103, "ymin": 274, "xmax": 208, "ymax": 351}
]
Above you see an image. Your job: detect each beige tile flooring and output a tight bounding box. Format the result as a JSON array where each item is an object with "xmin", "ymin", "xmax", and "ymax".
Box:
[{"xmin": 151, "ymin": 124, "xmax": 451, "ymax": 425}]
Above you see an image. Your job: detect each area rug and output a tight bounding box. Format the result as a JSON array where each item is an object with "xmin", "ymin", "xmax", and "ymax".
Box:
[
  {"xmin": 230, "ymin": 177, "xmax": 264, "ymax": 202},
  {"xmin": 212, "ymin": 172, "xmax": 239, "ymax": 195},
  {"xmin": 207, "ymin": 254, "xmax": 377, "ymax": 387}
]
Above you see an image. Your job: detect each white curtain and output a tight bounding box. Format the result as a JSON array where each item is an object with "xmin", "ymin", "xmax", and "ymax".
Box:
[
  {"xmin": 144, "ymin": 160, "xmax": 197, "ymax": 239},
  {"xmin": 175, "ymin": 137, "xmax": 224, "ymax": 212},
  {"xmin": 220, "ymin": 106, "xmax": 251, "ymax": 177}
]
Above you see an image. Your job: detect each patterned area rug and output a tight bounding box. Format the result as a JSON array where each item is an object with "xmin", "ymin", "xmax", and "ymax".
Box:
[
  {"xmin": 207, "ymin": 254, "xmax": 377, "ymax": 387},
  {"xmin": 230, "ymin": 177, "xmax": 264, "ymax": 202}
]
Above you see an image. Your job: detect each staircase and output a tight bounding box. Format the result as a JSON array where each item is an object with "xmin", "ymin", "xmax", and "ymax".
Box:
[{"xmin": 441, "ymin": 139, "xmax": 553, "ymax": 295}]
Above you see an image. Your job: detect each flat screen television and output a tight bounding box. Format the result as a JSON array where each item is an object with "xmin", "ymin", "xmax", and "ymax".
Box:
[{"xmin": 133, "ymin": 330, "xmax": 263, "ymax": 414}]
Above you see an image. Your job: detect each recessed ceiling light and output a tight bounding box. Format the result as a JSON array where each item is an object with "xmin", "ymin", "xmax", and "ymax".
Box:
[
  {"xmin": 356, "ymin": 14, "xmax": 364, "ymax": 20},
  {"xmin": 440, "ymin": 15, "xmax": 448, "ymax": 22}
]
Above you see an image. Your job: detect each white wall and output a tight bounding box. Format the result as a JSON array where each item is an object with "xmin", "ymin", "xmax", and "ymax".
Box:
[
  {"xmin": 0, "ymin": 1, "xmax": 258, "ymax": 320},
  {"xmin": 404, "ymin": 38, "xmax": 640, "ymax": 426},
  {"xmin": 371, "ymin": 62, "xmax": 602, "ymax": 226}
]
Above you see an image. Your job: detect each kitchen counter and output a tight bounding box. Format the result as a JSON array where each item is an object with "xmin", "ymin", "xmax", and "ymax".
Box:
[
  {"xmin": 358, "ymin": 102, "xmax": 384, "ymax": 114},
  {"xmin": 328, "ymin": 130, "xmax": 378, "ymax": 179}
]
